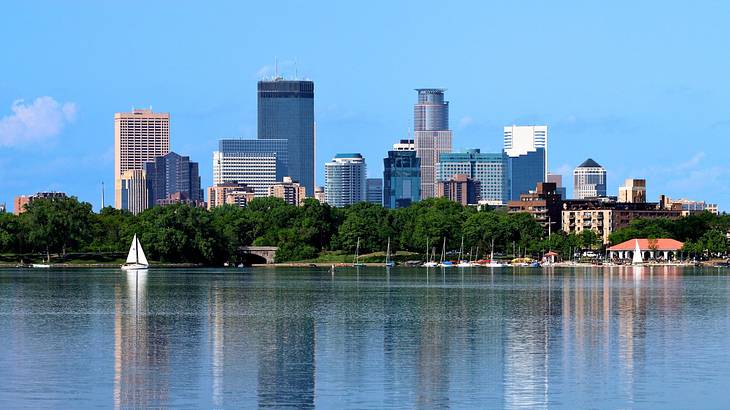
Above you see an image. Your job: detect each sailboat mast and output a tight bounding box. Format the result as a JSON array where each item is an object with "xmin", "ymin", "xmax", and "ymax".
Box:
[{"xmin": 135, "ymin": 235, "xmax": 139, "ymax": 264}]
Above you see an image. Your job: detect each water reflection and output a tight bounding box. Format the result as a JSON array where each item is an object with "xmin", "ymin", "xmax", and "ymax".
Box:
[
  {"xmin": 0, "ymin": 267, "xmax": 728, "ymax": 408},
  {"xmin": 114, "ymin": 270, "xmax": 170, "ymax": 409}
]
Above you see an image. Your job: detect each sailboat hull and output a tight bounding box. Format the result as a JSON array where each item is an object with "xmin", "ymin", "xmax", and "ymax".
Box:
[{"xmin": 121, "ymin": 263, "xmax": 149, "ymax": 271}]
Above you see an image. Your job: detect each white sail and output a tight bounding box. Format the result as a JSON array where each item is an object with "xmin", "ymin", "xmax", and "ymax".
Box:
[
  {"xmin": 126, "ymin": 234, "xmax": 139, "ymax": 264},
  {"xmin": 136, "ymin": 237, "xmax": 149, "ymax": 266},
  {"xmin": 632, "ymin": 239, "xmax": 643, "ymax": 265}
]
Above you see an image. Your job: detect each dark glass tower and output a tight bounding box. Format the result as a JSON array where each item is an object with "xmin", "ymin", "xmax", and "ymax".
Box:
[
  {"xmin": 144, "ymin": 152, "xmax": 203, "ymax": 206},
  {"xmin": 506, "ymin": 148, "xmax": 546, "ymax": 201},
  {"xmin": 383, "ymin": 149, "xmax": 421, "ymax": 209},
  {"xmin": 258, "ymin": 79, "xmax": 315, "ymax": 195}
]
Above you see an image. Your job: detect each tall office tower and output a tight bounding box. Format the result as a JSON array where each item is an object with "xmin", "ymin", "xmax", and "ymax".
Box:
[
  {"xmin": 546, "ymin": 172, "xmax": 567, "ymax": 199},
  {"xmin": 436, "ymin": 149, "xmax": 506, "ymax": 205},
  {"xmin": 324, "ymin": 153, "xmax": 366, "ymax": 207},
  {"xmin": 413, "ymin": 89, "xmax": 452, "ymax": 199},
  {"xmin": 144, "ymin": 152, "xmax": 203, "ymax": 206},
  {"xmin": 618, "ymin": 178, "xmax": 646, "ymax": 203},
  {"xmin": 366, "ymin": 178, "xmax": 383, "ymax": 205},
  {"xmin": 503, "ymin": 125, "xmax": 548, "ymax": 201},
  {"xmin": 383, "ymin": 144, "xmax": 421, "ymax": 209},
  {"xmin": 119, "ymin": 169, "xmax": 149, "ymax": 215},
  {"xmin": 258, "ymin": 79, "xmax": 315, "ymax": 195},
  {"xmin": 573, "ymin": 158, "xmax": 607, "ymax": 199},
  {"xmin": 114, "ymin": 109, "xmax": 170, "ymax": 209},
  {"xmin": 213, "ymin": 139, "xmax": 288, "ymax": 196},
  {"xmin": 269, "ymin": 176, "xmax": 307, "ymax": 206}
]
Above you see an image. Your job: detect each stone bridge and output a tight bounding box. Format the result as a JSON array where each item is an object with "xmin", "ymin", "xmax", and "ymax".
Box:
[{"xmin": 238, "ymin": 246, "xmax": 278, "ymax": 264}]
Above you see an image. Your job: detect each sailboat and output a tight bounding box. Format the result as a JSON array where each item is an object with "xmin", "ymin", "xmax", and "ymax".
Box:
[
  {"xmin": 385, "ymin": 237, "xmax": 395, "ymax": 267},
  {"xmin": 457, "ymin": 237, "xmax": 473, "ymax": 267},
  {"xmin": 632, "ymin": 239, "xmax": 643, "ymax": 266},
  {"xmin": 438, "ymin": 237, "xmax": 454, "ymax": 267},
  {"xmin": 423, "ymin": 237, "xmax": 438, "ymax": 267},
  {"xmin": 353, "ymin": 237, "xmax": 366, "ymax": 267},
  {"xmin": 121, "ymin": 234, "xmax": 149, "ymax": 271},
  {"xmin": 483, "ymin": 238, "xmax": 504, "ymax": 267}
]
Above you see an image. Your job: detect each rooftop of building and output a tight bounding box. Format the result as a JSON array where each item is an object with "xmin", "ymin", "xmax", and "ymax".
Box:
[
  {"xmin": 333, "ymin": 153, "xmax": 363, "ymax": 159},
  {"xmin": 608, "ymin": 238, "xmax": 684, "ymax": 251},
  {"xmin": 576, "ymin": 158, "xmax": 603, "ymax": 168}
]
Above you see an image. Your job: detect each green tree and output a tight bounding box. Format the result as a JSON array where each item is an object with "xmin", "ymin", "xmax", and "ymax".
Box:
[{"xmin": 22, "ymin": 197, "xmax": 93, "ymax": 259}]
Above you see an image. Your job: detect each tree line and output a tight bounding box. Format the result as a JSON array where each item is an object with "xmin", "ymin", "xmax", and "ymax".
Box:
[{"xmin": 0, "ymin": 196, "xmax": 727, "ymax": 264}]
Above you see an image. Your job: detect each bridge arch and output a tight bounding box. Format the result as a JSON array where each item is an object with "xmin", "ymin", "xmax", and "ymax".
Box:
[{"xmin": 238, "ymin": 246, "xmax": 278, "ymax": 265}]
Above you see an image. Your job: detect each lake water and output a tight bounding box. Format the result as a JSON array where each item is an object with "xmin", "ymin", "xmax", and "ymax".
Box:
[{"xmin": 1, "ymin": 266, "xmax": 729, "ymax": 409}]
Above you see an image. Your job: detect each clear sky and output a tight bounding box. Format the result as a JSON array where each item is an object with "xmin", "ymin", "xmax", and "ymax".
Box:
[{"xmin": 1, "ymin": 1, "xmax": 729, "ymax": 210}]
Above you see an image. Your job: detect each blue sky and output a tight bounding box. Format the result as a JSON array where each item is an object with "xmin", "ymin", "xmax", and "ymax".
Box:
[{"xmin": 1, "ymin": 1, "xmax": 729, "ymax": 210}]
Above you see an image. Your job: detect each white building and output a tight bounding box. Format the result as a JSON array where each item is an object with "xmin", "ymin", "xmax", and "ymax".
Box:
[
  {"xmin": 324, "ymin": 153, "xmax": 366, "ymax": 207},
  {"xmin": 503, "ymin": 125, "xmax": 548, "ymax": 174},
  {"xmin": 212, "ymin": 151, "xmax": 279, "ymax": 197},
  {"xmin": 573, "ymin": 158, "xmax": 607, "ymax": 199}
]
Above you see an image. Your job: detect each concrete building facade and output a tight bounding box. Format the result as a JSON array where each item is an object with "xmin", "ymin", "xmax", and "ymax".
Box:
[
  {"xmin": 413, "ymin": 89, "xmax": 452, "ymax": 199},
  {"xmin": 573, "ymin": 158, "xmax": 607, "ymax": 199},
  {"xmin": 114, "ymin": 109, "xmax": 170, "ymax": 209},
  {"xmin": 436, "ymin": 149, "xmax": 506, "ymax": 205},
  {"xmin": 324, "ymin": 153, "xmax": 366, "ymax": 207},
  {"xmin": 269, "ymin": 176, "xmax": 307, "ymax": 206},
  {"xmin": 119, "ymin": 169, "xmax": 149, "ymax": 215},
  {"xmin": 436, "ymin": 174, "xmax": 479, "ymax": 206}
]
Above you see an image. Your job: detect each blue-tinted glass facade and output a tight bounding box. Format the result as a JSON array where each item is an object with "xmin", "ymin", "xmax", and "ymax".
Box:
[
  {"xmin": 366, "ymin": 178, "xmax": 383, "ymax": 205},
  {"xmin": 436, "ymin": 149, "xmax": 506, "ymax": 204},
  {"xmin": 144, "ymin": 152, "xmax": 202, "ymax": 206},
  {"xmin": 383, "ymin": 150, "xmax": 421, "ymax": 209},
  {"xmin": 506, "ymin": 148, "xmax": 546, "ymax": 201},
  {"xmin": 258, "ymin": 80, "xmax": 315, "ymax": 195}
]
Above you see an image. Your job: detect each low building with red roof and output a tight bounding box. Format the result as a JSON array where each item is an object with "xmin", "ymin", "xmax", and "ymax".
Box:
[{"xmin": 608, "ymin": 238, "xmax": 684, "ymax": 261}]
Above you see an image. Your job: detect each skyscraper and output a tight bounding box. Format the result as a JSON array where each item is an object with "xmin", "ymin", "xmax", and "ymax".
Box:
[
  {"xmin": 436, "ymin": 149, "xmax": 506, "ymax": 205},
  {"xmin": 258, "ymin": 79, "xmax": 315, "ymax": 195},
  {"xmin": 436, "ymin": 174, "xmax": 479, "ymax": 206},
  {"xmin": 114, "ymin": 109, "xmax": 170, "ymax": 209},
  {"xmin": 573, "ymin": 158, "xmax": 607, "ymax": 199},
  {"xmin": 213, "ymin": 139, "xmax": 288, "ymax": 196},
  {"xmin": 119, "ymin": 169, "xmax": 148, "ymax": 215},
  {"xmin": 324, "ymin": 153, "xmax": 366, "ymax": 207},
  {"xmin": 413, "ymin": 89, "xmax": 452, "ymax": 199},
  {"xmin": 546, "ymin": 172, "xmax": 567, "ymax": 199},
  {"xmin": 383, "ymin": 141, "xmax": 421, "ymax": 209},
  {"xmin": 144, "ymin": 152, "xmax": 203, "ymax": 206},
  {"xmin": 366, "ymin": 178, "xmax": 383, "ymax": 205},
  {"xmin": 503, "ymin": 125, "xmax": 548, "ymax": 201}
]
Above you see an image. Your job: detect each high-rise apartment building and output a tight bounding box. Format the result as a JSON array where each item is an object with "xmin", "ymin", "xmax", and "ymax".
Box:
[
  {"xmin": 366, "ymin": 178, "xmax": 383, "ymax": 205},
  {"xmin": 119, "ymin": 169, "xmax": 149, "ymax": 215},
  {"xmin": 324, "ymin": 153, "xmax": 366, "ymax": 207},
  {"xmin": 503, "ymin": 125, "xmax": 547, "ymax": 201},
  {"xmin": 573, "ymin": 158, "xmax": 607, "ymax": 199},
  {"xmin": 413, "ymin": 89, "xmax": 452, "ymax": 199},
  {"xmin": 269, "ymin": 176, "xmax": 307, "ymax": 206},
  {"xmin": 436, "ymin": 149, "xmax": 506, "ymax": 205},
  {"xmin": 258, "ymin": 79, "xmax": 315, "ymax": 195},
  {"xmin": 383, "ymin": 143, "xmax": 421, "ymax": 209},
  {"xmin": 145, "ymin": 152, "xmax": 203, "ymax": 206},
  {"xmin": 213, "ymin": 139, "xmax": 288, "ymax": 196},
  {"xmin": 618, "ymin": 179, "xmax": 646, "ymax": 203},
  {"xmin": 314, "ymin": 187, "xmax": 326, "ymax": 203},
  {"xmin": 114, "ymin": 109, "xmax": 170, "ymax": 209}
]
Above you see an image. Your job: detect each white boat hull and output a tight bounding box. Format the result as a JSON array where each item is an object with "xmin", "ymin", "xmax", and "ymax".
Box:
[{"xmin": 121, "ymin": 263, "xmax": 149, "ymax": 271}]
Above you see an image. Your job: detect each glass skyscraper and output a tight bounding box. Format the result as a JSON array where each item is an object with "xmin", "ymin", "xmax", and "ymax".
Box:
[
  {"xmin": 258, "ymin": 79, "xmax": 315, "ymax": 195},
  {"xmin": 436, "ymin": 149, "xmax": 506, "ymax": 205},
  {"xmin": 383, "ymin": 148, "xmax": 421, "ymax": 209},
  {"xmin": 144, "ymin": 152, "xmax": 203, "ymax": 206},
  {"xmin": 366, "ymin": 178, "xmax": 383, "ymax": 205},
  {"xmin": 413, "ymin": 89, "xmax": 452, "ymax": 199},
  {"xmin": 506, "ymin": 148, "xmax": 546, "ymax": 201}
]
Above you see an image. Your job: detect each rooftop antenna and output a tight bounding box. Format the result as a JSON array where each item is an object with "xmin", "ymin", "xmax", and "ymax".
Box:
[
  {"xmin": 275, "ymin": 56, "xmax": 278, "ymax": 79},
  {"xmin": 101, "ymin": 181, "xmax": 105, "ymax": 210}
]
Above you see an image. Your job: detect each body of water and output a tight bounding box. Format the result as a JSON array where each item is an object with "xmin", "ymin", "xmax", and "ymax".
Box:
[{"xmin": 1, "ymin": 266, "xmax": 729, "ymax": 409}]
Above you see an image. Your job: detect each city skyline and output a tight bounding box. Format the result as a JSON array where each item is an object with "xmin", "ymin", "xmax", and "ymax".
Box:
[{"xmin": 1, "ymin": 1, "xmax": 730, "ymax": 210}]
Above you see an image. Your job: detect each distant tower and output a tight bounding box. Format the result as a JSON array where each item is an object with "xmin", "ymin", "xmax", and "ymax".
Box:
[
  {"xmin": 258, "ymin": 79, "xmax": 315, "ymax": 195},
  {"xmin": 573, "ymin": 158, "xmax": 607, "ymax": 199},
  {"xmin": 324, "ymin": 153, "xmax": 366, "ymax": 207},
  {"xmin": 101, "ymin": 181, "xmax": 105, "ymax": 209},
  {"xmin": 503, "ymin": 125, "xmax": 548, "ymax": 201},
  {"xmin": 413, "ymin": 89, "xmax": 452, "ymax": 199},
  {"xmin": 114, "ymin": 109, "xmax": 170, "ymax": 209}
]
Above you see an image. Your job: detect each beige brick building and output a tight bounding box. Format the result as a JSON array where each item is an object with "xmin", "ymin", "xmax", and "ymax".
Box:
[
  {"xmin": 114, "ymin": 109, "xmax": 170, "ymax": 209},
  {"xmin": 268, "ymin": 176, "xmax": 306, "ymax": 206}
]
